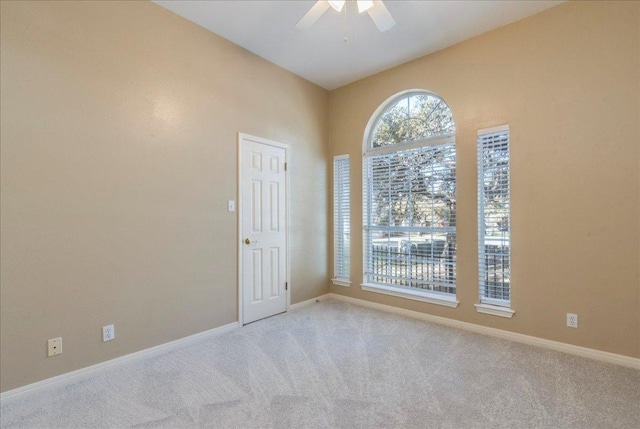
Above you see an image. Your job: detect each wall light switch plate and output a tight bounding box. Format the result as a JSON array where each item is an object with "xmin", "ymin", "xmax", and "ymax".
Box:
[
  {"xmin": 228, "ymin": 200, "xmax": 235, "ymax": 212},
  {"xmin": 103, "ymin": 324, "xmax": 115, "ymax": 342}
]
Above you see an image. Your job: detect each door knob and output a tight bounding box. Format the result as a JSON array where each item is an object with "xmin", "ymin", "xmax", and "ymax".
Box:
[{"xmin": 244, "ymin": 238, "xmax": 257, "ymax": 245}]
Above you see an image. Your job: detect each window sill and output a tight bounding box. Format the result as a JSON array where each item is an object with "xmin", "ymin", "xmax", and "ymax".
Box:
[
  {"xmin": 331, "ymin": 278, "xmax": 351, "ymax": 287},
  {"xmin": 360, "ymin": 283, "xmax": 459, "ymax": 308},
  {"xmin": 475, "ymin": 303, "xmax": 515, "ymax": 318}
]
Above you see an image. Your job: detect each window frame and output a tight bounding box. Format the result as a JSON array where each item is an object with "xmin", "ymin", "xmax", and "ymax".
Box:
[
  {"xmin": 332, "ymin": 154, "xmax": 351, "ymax": 287},
  {"xmin": 475, "ymin": 124, "xmax": 515, "ymax": 318},
  {"xmin": 361, "ymin": 90, "xmax": 459, "ymax": 308}
]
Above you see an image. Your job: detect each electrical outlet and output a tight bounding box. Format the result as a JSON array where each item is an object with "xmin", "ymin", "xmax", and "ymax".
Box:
[
  {"xmin": 48, "ymin": 337, "xmax": 62, "ymax": 357},
  {"xmin": 102, "ymin": 324, "xmax": 115, "ymax": 342},
  {"xmin": 567, "ymin": 313, "xmax": 578, "ymax": 328}
]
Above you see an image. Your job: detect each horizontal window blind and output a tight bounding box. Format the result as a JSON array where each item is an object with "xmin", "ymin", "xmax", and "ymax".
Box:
[
  {"xmin": 364, "ymin": 142, "xmax": 456, "ymax": 295},
  {"xmin": 478, "ymin": 127, "xmax": 511, "ymax": 306},
  {"xmin": 333, "ymin": 155, "xmax": 350, "ymax": 280}
]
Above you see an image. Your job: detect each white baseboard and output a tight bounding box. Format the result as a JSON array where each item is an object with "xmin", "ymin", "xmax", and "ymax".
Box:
[
  {"xmin": 2, "ymin": 295, "xmax": 330, "ymax": 403},
  {"xmin": 290, "ymin": 294, "xmax": 330, "ymax": 310},
  {"xmin": 328, "ymin": 293, "xmax": 640, "ymax": 370},
  {"xmin": 0, "ymin": 321, "xmax": 239, "ymax": 404},
  {"xmin": 4, "ymin": 292, "xmax": 637, "ymax": 404}
]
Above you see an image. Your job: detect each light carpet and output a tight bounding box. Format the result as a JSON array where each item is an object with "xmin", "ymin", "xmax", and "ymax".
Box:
[{"xmin": 1, "ymin": 298, "xmax": 639, "ymax": 428}]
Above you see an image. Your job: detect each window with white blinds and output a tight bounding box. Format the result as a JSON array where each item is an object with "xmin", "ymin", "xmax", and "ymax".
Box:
[
  {"xmin": 333, "ymin": 155, "xmax": 350, "ymax": 284},
  {"xmin": 478, "ymin": 126, "xmax": 511, "ymax": 307},
  {"xmin": 364, "ymin": 143, "xmax": 457, "ymax": 295},
  {"xmin": 363, "ymin": 91, "xmax": 457, "ymax": 305}
]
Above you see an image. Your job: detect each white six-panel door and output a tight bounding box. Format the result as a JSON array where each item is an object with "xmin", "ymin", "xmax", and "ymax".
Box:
[{"xmin": 240, "ymin": 135, "xmax": 288, "ymax": 324}]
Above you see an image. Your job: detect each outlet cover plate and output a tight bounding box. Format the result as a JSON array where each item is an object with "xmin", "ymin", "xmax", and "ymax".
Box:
[
  {"xmin": 567, "ymin": 313, "xmax": 578, "ymax": 328},
  {"xmin": 103, "ymin": 324, "xmax": 115, "ymax": 342},
  {"xmin": 48, "ymin": 337, "xmax": 62, "ymax": 357}
]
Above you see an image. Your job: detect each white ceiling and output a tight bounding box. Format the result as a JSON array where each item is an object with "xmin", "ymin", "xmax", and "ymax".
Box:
[{"xmin": 154, "ymin": 0, "xmax": 563, "ymax": 90}]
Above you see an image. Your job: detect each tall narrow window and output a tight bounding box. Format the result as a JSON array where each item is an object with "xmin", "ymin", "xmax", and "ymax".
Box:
[
  {"xmin": 332, "ymin": 155, "xmax": 350, "ymax": 286},
  {"xmin": 477, "ymin": 125, "xmax": 514, "ymax": 317},
  {"xmin": 363, "ymin": 91, "xmax": 458, "ymax": 307}
]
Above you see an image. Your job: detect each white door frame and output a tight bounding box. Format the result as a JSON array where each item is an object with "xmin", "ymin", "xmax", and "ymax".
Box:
[{"xmin": 237, "ymin": 133, "xmax": 291, "ymax": 326}]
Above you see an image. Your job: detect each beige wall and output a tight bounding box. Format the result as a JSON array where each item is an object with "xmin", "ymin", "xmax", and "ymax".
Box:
[
  {"xmin": 2, "ymin": 0, "xmax": 639, "ymax": 395},
  {"xmin": 0, "ymin": 1, "xmax": 329, "ymax": 392},
  {"xmin": 329, "ymin": 1, "xmax": 640, "ymax": 358}
]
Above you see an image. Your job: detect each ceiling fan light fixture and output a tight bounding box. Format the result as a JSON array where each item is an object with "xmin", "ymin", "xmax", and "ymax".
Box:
[
  {"xmin": 328, "ymin": 0, "xmax": 345, "ymax": 12},
  {"xmin": 357, "ymin": 0, "xmax": 374, "ymax": 13},
  {"xmin": 297, "ymin": 0, "xmax": 395, "ymax": 33}
]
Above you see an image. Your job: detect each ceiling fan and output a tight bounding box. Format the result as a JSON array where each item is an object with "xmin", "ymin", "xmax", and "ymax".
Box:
[{"xmin": 296, "ymin": 0, "xmax": 396, "ymax": 32}]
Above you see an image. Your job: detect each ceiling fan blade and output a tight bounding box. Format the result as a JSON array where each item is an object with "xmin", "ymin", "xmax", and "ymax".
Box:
[
  {"xmin": 367, "ymin": 1, "xmax": 396, "ymax": 32},
  {"xmin": 296, "ymin": 1, "xmax": 331, "ymax": 29}
]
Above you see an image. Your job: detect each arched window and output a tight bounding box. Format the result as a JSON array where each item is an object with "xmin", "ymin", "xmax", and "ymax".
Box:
[
  {"xmin": 363, "ymin": 91, "xmax": 458, "ymax": 306},
  {"xmin": 370, "ymin": 92, "xmax": 455, "ymax": 148}
]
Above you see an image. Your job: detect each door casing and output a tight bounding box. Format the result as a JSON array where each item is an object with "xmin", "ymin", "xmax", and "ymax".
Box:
[{"xmin": 237, "ymin": 132, "xmax": 291, "ymax": 325}]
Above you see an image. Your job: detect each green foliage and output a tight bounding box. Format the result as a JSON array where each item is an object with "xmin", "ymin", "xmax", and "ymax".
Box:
[
  {"xmin": 369, "ymin": 146, "xmax": 456, "ymax": 229},
  {"xmin": 367, "ymin": 93, "xmax": 457, "ymax": 231},
  {"xmin": 372, "ymin": 94, "xmax": 455, "ymax": 148}
]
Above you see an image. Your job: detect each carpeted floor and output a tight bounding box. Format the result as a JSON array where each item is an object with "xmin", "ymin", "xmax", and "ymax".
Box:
[{"xmin": 1, "ymin": 298, "xmax": 639, "ymax": 428}]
